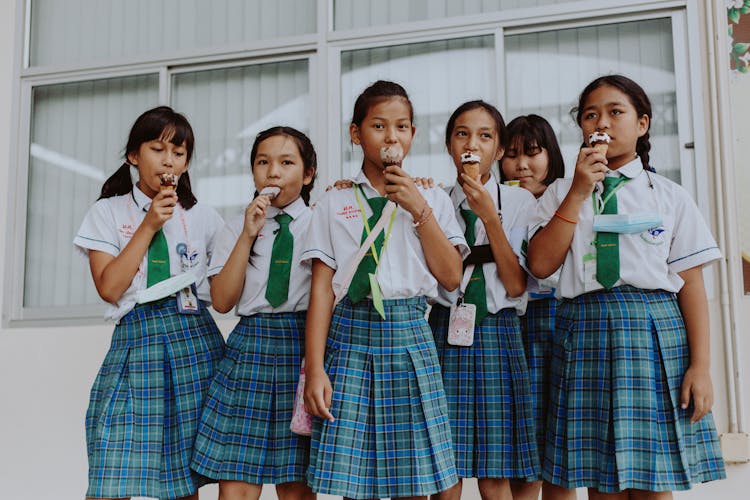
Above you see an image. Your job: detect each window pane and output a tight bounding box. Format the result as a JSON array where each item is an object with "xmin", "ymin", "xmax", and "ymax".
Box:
[
  {"xmin": 341, "ymin": 36, "xmax": 495, "ymax": 187},
  {"xmin": 29, "ymin": 0, "xmax": 317, "ymax": 67},
  {"xmin": 171, "ymin": 59, "xmax": 309, "ymax": 220},
  {"xmin": 334, "ymin": 0, "xmax": 578, "ymax": 31},
  {"xmin": 504, "ymin": 18, "xmax": 679, "ymax": 181},
  {"xmin": 26, "ymin": 75, "xmax": 159, "ymax": 308}
]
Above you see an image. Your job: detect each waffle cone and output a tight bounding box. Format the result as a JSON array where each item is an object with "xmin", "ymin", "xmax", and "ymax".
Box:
[
  {"xmin": 463, "ymin": 162, "xmax": 480, "ymax": 178},
  {"xmin": 592, "ymin": 143, "xmax": 608, "ymax": 155}
]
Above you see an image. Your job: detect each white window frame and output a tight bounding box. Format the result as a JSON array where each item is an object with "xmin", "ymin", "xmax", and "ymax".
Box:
[{"xmin": 5, "ymin": 0, "xmax": 711, "ymax": 326}]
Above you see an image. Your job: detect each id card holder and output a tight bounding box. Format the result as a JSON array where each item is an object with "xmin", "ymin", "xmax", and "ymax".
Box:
[
  {"xmin": 447, "ymin": 300, "xmax": 476, "ymax": 346},
  {"xmin": 176, "ymin": 284, "xmax": 200, "ymax": 314}
]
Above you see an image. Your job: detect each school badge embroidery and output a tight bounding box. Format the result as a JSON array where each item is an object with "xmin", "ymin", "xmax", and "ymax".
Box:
[{"xmin": 640, "ymin": 227, "xmax": 666, "ymax": 245}]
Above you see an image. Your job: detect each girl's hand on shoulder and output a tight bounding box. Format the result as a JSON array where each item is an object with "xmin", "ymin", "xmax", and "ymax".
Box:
[
  {"xmin": 461, "ymin": 174, "xmax": 496, "ymax": 222},
  {"xmin": 304, "ymin": 368, "xmax": 335, "ymax": 421},
  {"xmin": 325, "ymin": 179, "xmax": 354, "ymax": 191},
  {"xmin": 143, "ymin": 191, "xmax": 178, "ymax": 231},
  {"xmin": 681, "ymin": 365, "xmax": 714, "ymax": 423},
  {"xmin": 570, "ymin": 147, "xmax": 607, "ymax": 200},
  {"xmin": 413, "ymin": 176, "xmax": 436, "ymax": 188},
  {"xmin": 243, "ymin": 194, "xmax": 271, "ymax": 240},
  {"xmin": 384, "ymin": 165, "xmax": 425, "ymax": 216}
]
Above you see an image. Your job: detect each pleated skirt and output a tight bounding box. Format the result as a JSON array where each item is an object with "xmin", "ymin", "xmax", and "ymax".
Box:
[
  {"xmin": 307, "ymin": 297, "xmax": 458, "ymax": 499},
  {"xmin": 85, "ymin": 298, "xmax": 225, "ymax": 499},
  {"xmin": 191, "ymin": 312, "xmax": 309, "ymax": 484},
  {"xmin": 430, "ymin": 305, "xmax": 540, "ymax": 481},
  {"xmin": 520, "ymin": 297, "xmax": 558, "ymax": 471},
  {"xmin": 543, "ymin": 286, "xmax": 726, "ymax": 492}
]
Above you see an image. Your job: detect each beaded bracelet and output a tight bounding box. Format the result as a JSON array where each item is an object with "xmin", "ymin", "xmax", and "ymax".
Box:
[{"xmin": 553, "ymin": 211, "xmax": 578, "ymax": 224}]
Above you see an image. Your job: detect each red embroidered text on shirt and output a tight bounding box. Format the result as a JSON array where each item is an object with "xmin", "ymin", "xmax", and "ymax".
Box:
[
  {"xmin": 119, "ymin": 224, "xmax": 136, "ymax": 239},
  {"xmin": 336, "ymin": 205, "xmax": 362, "ymax": 220}
]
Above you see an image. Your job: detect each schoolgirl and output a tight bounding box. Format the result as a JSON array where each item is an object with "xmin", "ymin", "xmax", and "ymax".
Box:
[
  {"xmin": 73, "ymin": 106, "xmax": 226, "ymax": 500},
  {"xmin": 190, "ymin": 126, "xmax": 317, "ymax": 500},
  {"xmin": 428, "ymin": 100, "xmax": 540, "ymax": 500},
  {"xmin": 527, "ymin": 75, "xmax": 726, "ymax": 499},
  {"xmin": 301, "ymin": 80, "xmax": 466, "ymax": 500},
  {"xmin": 500, "ymin": 115, "xmax": 575, "ymax": 500}
]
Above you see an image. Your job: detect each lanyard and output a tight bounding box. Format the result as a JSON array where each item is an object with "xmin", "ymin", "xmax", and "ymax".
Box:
[
  {"xmin": 354, "ymin": 185, "xmax": 397, "ymax": 266},
  {"xmin": 592, "ymin": 177, "xmax": 630, "ymax": 215}
]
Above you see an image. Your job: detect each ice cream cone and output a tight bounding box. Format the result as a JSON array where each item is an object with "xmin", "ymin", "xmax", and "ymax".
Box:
[
  {"xmin": 588, "ymin": 132, "xmax": 611, "ymax": 156},
  {"xmin": 463, "ymin": 162, "xmax": 480, "ymax": 178},
  {"xmin": 592, "ymin": 142, "xmax": 609, "ymax": 155},
  {"xmin": 160, "ymin": 173, "xmax": 177, "ymax": 193},
  {"xmin": 380, "ymin": 145, "xmax": 404, "ymax": 167},
  {"xmin": 460, "ymin": 151, "xmax": 481, "ymax": 179}
]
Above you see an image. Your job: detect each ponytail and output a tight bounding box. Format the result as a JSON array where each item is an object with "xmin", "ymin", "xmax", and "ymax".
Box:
[
  {"xmin": 636, "ymin": 133, "xmax": 651, "ymax": 172},
  {"xmin": 98, "ymin": 163, "xmax": 133, "ymax": 200},
  {"xmin": 176, "ymin": 171, "xmax": 197, "ymax": 209}
]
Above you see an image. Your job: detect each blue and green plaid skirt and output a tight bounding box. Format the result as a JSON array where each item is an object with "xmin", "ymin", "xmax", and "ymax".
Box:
[
  {"xmin": 520, "ymin": 297, "xmax": 558, "ymax": 470},
  {"xmin": 191, "ymin": 311, "xmax": 309, "ymax": 484},
  {"xmin": 85, "ymin": 298, "xmax": 225, "ymax": 499},
  {"xmin": 307, "ymin": 297, "xmax": 458, "ymax": 499},
  {"xmin": 430, "ymin": 305, "xmax": 540, "ymax": 481},
  {"xmin": 543, "ymin": 286, "xmax": 726, "ymax": 492}
]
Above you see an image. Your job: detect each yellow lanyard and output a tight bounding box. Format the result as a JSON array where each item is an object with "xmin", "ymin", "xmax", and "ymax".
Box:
[{"xmin": 354, "ymin": 186, "xmax": 397, "ymax": 266}]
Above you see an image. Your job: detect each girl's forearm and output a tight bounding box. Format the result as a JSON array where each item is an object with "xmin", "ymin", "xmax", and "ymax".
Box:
[
  {"xmin": 416, "ymin": 216, "xmax": 462, "ymax": 291},
  {"xmin": 527, "ymin": 193, "xmax": 583, "ymax": 278},
  {"xmin": 210, "ymin": 235, "xmax": 254, "ymax": 313},
  {"xmin": 677, "ymin": 266, "xmax": 711, "ymax": 370},
  {"xmin": 305, "ymin": 260, "xmax": 335, "ymax": 373},
  {"xmin": 482, "ymin": 215, "xmax": 526, "ymax": 297}
]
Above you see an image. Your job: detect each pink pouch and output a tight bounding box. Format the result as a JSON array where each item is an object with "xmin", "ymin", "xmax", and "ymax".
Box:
[{"xmin": 290, "ymin": 358, "xmax": 313, "ymax": 436}]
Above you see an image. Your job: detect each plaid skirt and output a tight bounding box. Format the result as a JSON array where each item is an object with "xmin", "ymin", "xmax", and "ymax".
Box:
[
  {"xmin": 543, "ymin": 286, "xmax": 726, "ymax": 492},
  {"xmin": 520, "ymin": 297, "xmax": 558, "ymax": 470},
  {"xmin": 430, "ymin": 305, "xmax": 540, "ymax": 480},
  {"xmin": 191, "ymin": 312, "xmax": 309, "ymax": 484},
  {"xmin": 85, "ymin": 298, "xmax": 225, "ymax": 499},
  {"xmin": 307, "ymin": 297, "xmax": 458, "ymax": 499}
]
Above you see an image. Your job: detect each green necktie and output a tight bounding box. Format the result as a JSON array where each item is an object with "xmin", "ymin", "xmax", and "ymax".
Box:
[
  {"xmin": 348, "ymin": 196, "xmax": 388, "ymax": 304},
  {"xmin": 266, "ymin": 213, "xmax": 294, "ymax": 307},
  {"xmin": 596, "ymin": 176, "xmax": 625, "ymax": 289},
  {"xmin": 461, "ymin": 209, "xmax": 489, "ymax": 323},
  {"xmin": 147, "ymin": 229, "xmax": 170, "ymax": 287}
]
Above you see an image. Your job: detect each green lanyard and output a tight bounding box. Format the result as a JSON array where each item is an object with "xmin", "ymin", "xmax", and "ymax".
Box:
[
  {"xmin": 354, "ymin": 185, "xmax": 397, "ymax": 267},
  {"xmin": 592, "ymin": 177, "xmax": 630, "ymax": 215}
]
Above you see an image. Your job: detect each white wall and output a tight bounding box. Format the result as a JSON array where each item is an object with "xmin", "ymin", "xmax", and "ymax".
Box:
[{"xmin": 0, "ymin": 0, "xmax": 748, "ymax": 498}]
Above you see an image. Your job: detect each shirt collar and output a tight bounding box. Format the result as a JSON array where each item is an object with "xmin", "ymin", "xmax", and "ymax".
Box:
[
  {"xmin": 131, "ymin": 185, "xmax": 154, "ymax": 212},
  {"xmin": 353, "ymin": 169, "xmax": 382, "ymax": 198},
  {"xmin": 266, "ymin": 195, "xmax": 306, "ymax": 221},
  {"xmin": 608, "ymin": 157, "xmax": 643, "ymax": 179}
]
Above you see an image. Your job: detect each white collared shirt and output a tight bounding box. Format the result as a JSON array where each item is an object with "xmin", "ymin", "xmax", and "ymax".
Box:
[
  {"xmin": 73, "ymin": 186, "xmax": 224, "ymax": 322},
  {"xmin": 529, "ymin": 158, "xmax": 721, "ymax": 299},
  {"xmin": 301, "ymin": 169, "xmax": 469, "ymax": 300},
  {"xmin": 208, "ymin": 196, "xmax": 312, "ymax": 316},
  {"xmin": 433, "ymin": 177, "xmax": 537, "ymax": 314}
]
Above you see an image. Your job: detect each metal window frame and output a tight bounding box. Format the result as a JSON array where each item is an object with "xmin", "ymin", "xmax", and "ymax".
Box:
[{"xmin": 6, "ymin": 0, "xmax": 710, "ymax": 327}]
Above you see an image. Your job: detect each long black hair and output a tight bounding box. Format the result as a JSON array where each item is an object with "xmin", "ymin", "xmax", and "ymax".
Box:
[
  {"xmin": 250, "ymin": 126, "xmax": 317, "ymax": 205},
  {"xmin": 98, "ymin": 106, "xmax": 198, "ymax": 209},
  {"xmin": 351, "ymin": 80, "xmax": 414, "ymax": 127},
  {"xmin": 575, "ymin": 74, "xmax": 652, "ymax": 171},
  {"xmin": 500, "ymin": 114, "xmax": 565, "ymax": 185}
]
